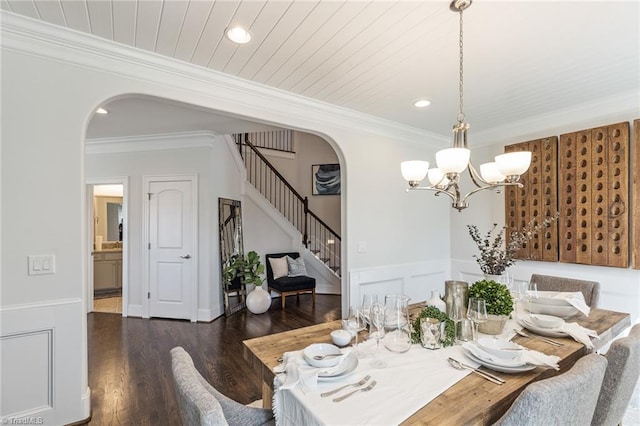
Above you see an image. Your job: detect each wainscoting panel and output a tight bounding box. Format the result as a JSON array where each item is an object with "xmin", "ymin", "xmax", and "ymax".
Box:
[
  {"xmin": 0, "ymin": 298, "xmax": 88, "ymax": 424},
  {"xmin": 1, "ymin": 329, "xmax": 53, "ymax": 415},
  {"xmin": 348, "ymin": 261, "xmax": 449, "ymax": 307}
]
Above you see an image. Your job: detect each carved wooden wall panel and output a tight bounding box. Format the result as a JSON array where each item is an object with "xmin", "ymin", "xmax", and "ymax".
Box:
[
  {"xmin": 505, "ymin": 137, "xmax": 558, "ymax": 261},
  {"xmin": 559, "ymin": 122, "xmax": 629, "ymax": 268},
  {"xmin": 633, "ymin": 119, "xmax": 639, "ymax": 269}
]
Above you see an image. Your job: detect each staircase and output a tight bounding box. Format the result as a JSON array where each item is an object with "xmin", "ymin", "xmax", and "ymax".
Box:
[{"xmin": 233, "ymin": 132, "xmax": 341, "ymax": 277}]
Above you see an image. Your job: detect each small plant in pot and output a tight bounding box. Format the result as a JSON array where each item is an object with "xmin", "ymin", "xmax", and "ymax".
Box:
[{"xmin": 468, "ymin": 279, "xmax": 513, "ymax": 335}]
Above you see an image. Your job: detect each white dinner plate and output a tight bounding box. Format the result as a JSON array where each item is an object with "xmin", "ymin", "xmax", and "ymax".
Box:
[
  {"xmin": 462, "ymin": 342, "xmax": 527, "ymax": 368},
  {"xmin": 463, "ymin": 348, "xmax": 537, "ymax": 374},
  {"xmin": 317, "ymin": 353, "xmax": 358, "ymax": 381},
  {"xmin": 517, "ymin": 318, "xmax": 568, "ymax": 337}
]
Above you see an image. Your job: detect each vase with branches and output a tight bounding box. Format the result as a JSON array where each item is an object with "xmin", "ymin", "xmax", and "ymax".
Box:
[{"xmin": 467, "ymin": 214, "xmax": 559, "ymax": 276}]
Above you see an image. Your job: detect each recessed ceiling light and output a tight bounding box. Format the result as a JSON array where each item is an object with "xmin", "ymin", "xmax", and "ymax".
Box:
[
  {"xmin": 96, "ymin": 107, "xmax": 109, "ymax": 115},
  {"xmin": 225, "ymin": 26, "xmax": 252, "ymax": 44},
  {"xmin": 414, "ymin": 100, "xmax": 431, "ymax": 108}
]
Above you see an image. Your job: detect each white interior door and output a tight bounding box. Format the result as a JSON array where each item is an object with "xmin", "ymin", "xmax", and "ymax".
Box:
[{"xmin": 148, "ymin": 177, "xmax": 197, "ymax": 320}]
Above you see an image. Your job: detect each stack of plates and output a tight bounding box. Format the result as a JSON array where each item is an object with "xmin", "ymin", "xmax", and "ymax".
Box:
[
  {"xmin": 302, "ymin": 343, "xmax": 359, "ymax": 382},
  {"xmin": 525, "ymin": 296, "xmax": 579, "ymax": 318},
  {"xmin": 517, "ymin": 317, "xmax": 568, "ymax": 338},
  {"xmin": 462, "ymin": 342, "xmax": 536, "ymax": 374},
  {"xmin": 317, "ymin": 353, "xmax": 358, "ymax": 382}
]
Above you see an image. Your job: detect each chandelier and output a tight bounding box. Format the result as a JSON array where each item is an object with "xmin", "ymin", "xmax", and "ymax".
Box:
[{"xmin": 401, "ymin": 0, "xmax": 531, "ymax": 211}]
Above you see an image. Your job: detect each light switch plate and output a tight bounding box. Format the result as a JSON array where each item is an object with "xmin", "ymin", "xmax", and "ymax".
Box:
[{"xmin": 28, "ymin": 255, "xmax": 56, "ymax": 275}]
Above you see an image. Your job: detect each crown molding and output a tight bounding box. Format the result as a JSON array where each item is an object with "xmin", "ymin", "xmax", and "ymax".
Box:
[
  {"xmin": 1, "ymin": 11, "xmax": 448, "ymax": 149},
  {"xmin": 469, "ymin": 91, "xmax": 640, "ymax": 147},
  {"xmin": 85, "ymin": 131, "xmax": 216, "ymax": 155}
]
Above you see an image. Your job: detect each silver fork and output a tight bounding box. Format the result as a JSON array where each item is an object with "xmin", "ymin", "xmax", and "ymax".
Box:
[
  {"xmin": 332, "ymin": 380, "xmax": 377, "ymax": 402},
  {"xmin": 320, "ymin": 375, "xmax": 371, "ymax": 397},
  {"xmin": 513, "ymin": 329, "xmax": 563, "ymax": 347}
]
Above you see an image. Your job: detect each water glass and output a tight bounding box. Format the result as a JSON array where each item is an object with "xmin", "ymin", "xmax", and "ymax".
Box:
[
  {"xmin": 360, "ymin": 294, "xmax": 378, "ymax": 335},
  {"xmin": 368, "ymin": 302, "xmax": 387, "ymax": 369},
  {"xmin": 467, "ymin": 298, "xmax": 488, "ymax": 341},
  {"xmin": 345, "ymin": 307, "xmax": 366, "ymax": 358}
]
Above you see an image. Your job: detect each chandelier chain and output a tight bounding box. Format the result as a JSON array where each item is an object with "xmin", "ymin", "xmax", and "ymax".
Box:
[{"xmin": 457, "ymin": 9, "xmax": 465, "ymax": 123}]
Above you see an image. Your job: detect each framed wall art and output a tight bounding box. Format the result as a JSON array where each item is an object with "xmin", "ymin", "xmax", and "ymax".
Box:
[{"xmin": 312, "ymin": 163, "xmax": 340, "ymax": 195}]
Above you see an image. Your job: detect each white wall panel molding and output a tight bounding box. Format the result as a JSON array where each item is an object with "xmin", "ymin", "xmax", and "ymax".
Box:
[
  {"xmin": 0, "ymin": 11, "xmax": 446, "ymax": 148},
  {"xmin": 0, "ymin": 298, "xmax": 88, "ymax": 424},
  {"xmin": 348, "ymin": 260, "xmax": 450, "ymax": 310},
  {"xmin": 86, "ymin": 131, "xmax": 217, "ymax": 154}
]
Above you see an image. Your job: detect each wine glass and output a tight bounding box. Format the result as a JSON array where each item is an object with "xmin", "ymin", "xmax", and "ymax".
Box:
[
  {"xmin": 525, "ymin": 281, "xmax": 538, "ymax": 316},
  {"xmin": 368, "ymin": 302, "xmax": 387, "ymax": 369},
  {"xmin": 467, "ymin": 298, "xmax": 488, "ymax": 341},
  {"xmin": 346, "ymin": 307, "xmax": 366, "ymax": 358},
  {"xmin": 509, "ymin": 279, "xmax": 526, "ymax": 318},
  {"xmin": 450, "ymin": 297, "xmax": 465, "ymax": 344},
  {"xmin": 360, "ymin": 294, "xmax": 378, "ymax": 336}
]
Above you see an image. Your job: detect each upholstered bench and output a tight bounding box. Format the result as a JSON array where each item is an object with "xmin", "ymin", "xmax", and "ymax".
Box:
[{"xmin": 266, "ymin": 252, "xmax": 316, "ymax": 310}]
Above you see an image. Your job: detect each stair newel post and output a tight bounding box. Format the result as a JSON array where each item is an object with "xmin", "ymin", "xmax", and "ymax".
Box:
[
  {"xmin": 303, "ymin": 196, "xmax": 309, "ymax": 247},
  {"xmin": 239, "ymin": 133, "xmax": 248, "ymax": 160}
]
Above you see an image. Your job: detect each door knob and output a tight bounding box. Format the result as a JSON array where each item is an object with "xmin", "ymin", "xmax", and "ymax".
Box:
[{"xmin": 180, "ymin": 254, "xmax": 191, "ymax": 259}]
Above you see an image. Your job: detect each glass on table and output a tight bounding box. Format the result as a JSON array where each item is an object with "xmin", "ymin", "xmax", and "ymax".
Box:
[
  {"xmin": 345, "ymin": 307, "xmax": 366, "ymax": 358},
  {"xmin": 449, "ymin": 297, "xmax": 465, "ymax": 344},
  {"xmin": 467, "ymin": 298, "xmax": 488, "ymax": 341},
  {"xmin": 420, "ymin": 317, "xmax": 443, "ymax": 349},
  {"xmin": 368, "ymin": 302, "xmax": 387, "ymax": 369},
  {"xmin": 522, "ymin": 280, "xmax": 539, "ymax": 319},
  {"xmin": 360, "ymin": 294, "xmax": 378, "ymax": 335}
]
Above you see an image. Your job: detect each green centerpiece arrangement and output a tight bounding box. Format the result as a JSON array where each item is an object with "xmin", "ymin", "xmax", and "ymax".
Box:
[
  {"xmin": 467, "ymin": 279, "xmax": 514, "ymax": 334},
  {"xmin": 410, "ymin": 306, "xmax": 456, "ymax": 347}
]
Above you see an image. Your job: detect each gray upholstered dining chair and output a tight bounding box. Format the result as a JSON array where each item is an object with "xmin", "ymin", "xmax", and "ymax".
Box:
[
  {"xmin": 493, "ymin": 353, "xmax": 607, "ymax": 426},
  {"xmin": 170, "ymin": 346, "xmax": 274, "ymax": 426},
  {"xmin": 530, "ymin": 273, "xmax": 600, "ymax": 308},
  {"xmin": 591, "ymin": 323, "xmax": 640, "ymax": 426}
]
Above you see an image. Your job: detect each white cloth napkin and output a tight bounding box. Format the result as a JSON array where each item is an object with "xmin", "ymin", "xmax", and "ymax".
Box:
[
  {"xmin": 560, "ymin": 322, "xmax": 598, "ymax": 349},
  {"xmin": 538, "ymin": 291, "xmax": 590, "ymax": 316},
  {"xmin": 462, "ymin": 342, "xmax": 560, "ymax": 370},
  {"xmin": 273, "ymin": 349, "xmax": 350, "ymax": 393},
  {"xmin": 516, "ymin": 315, "xmax": 598, "ymax": 349}
]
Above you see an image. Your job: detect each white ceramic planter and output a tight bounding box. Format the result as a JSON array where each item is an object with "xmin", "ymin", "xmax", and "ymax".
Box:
[{"xmin": 246, "ymin": 285, "xmax": 271, "ymax": 314}]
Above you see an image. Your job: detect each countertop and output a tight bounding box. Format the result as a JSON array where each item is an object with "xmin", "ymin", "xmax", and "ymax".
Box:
[{"xmin": 92, "ymin": 249, "xmax": 123, "ymax": 255}]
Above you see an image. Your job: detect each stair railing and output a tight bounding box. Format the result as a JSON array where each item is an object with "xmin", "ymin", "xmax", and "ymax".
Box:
[{"xmin": 234, "ymin": 133, "xmax": 341, "ymax": 276}]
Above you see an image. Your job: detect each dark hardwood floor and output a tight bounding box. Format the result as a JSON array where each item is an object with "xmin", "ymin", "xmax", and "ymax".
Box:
[{"xmin": 86, "ymin": 294, "xmax": 341, "ymax": 425}]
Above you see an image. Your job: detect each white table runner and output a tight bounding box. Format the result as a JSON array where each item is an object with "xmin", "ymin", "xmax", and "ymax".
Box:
[{"xmin": 273, "ymin": 340, "xmax": 472, "ymax": 426}]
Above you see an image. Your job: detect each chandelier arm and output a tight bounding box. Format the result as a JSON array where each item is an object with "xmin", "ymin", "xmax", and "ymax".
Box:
[
  {"xmin": 467, "ymin": 160, "xmax": 492, "ymax": 188},
  {"xmin": 460, "ymin": 181, "xmax": 524, "ymax": 205},
  {"xmin": 407, "ymin": 186, "xmax": 458, "ymax": 203}
]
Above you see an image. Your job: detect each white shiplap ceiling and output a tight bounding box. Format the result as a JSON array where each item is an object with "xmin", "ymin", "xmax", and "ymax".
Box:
[{"xmin": 3, "ymin": 0, "xmax": 639, "ymax": 140}]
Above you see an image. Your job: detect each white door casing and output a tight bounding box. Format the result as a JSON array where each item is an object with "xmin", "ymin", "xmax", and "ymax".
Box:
[
  {"xmin": 144, "ymin": 175, "xmax": 198, "ymax": 321},
  {"xmin": 85, "ymin": 177, "xmax": 129, "ymax": 317}
]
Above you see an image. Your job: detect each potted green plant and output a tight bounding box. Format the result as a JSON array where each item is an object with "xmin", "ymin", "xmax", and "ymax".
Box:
[
  {"xmin": 467, "ymin": 214, "xmax": 559, "ymax": 278},
  {"xmin": 468, "ymin": 279, "xmax": 513, "ymax": 335}
]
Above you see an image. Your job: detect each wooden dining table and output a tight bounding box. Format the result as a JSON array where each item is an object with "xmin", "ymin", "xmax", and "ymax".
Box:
[{"xmin": 243, "ymin": 305, "xmax": 630, "ymax": 425}]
